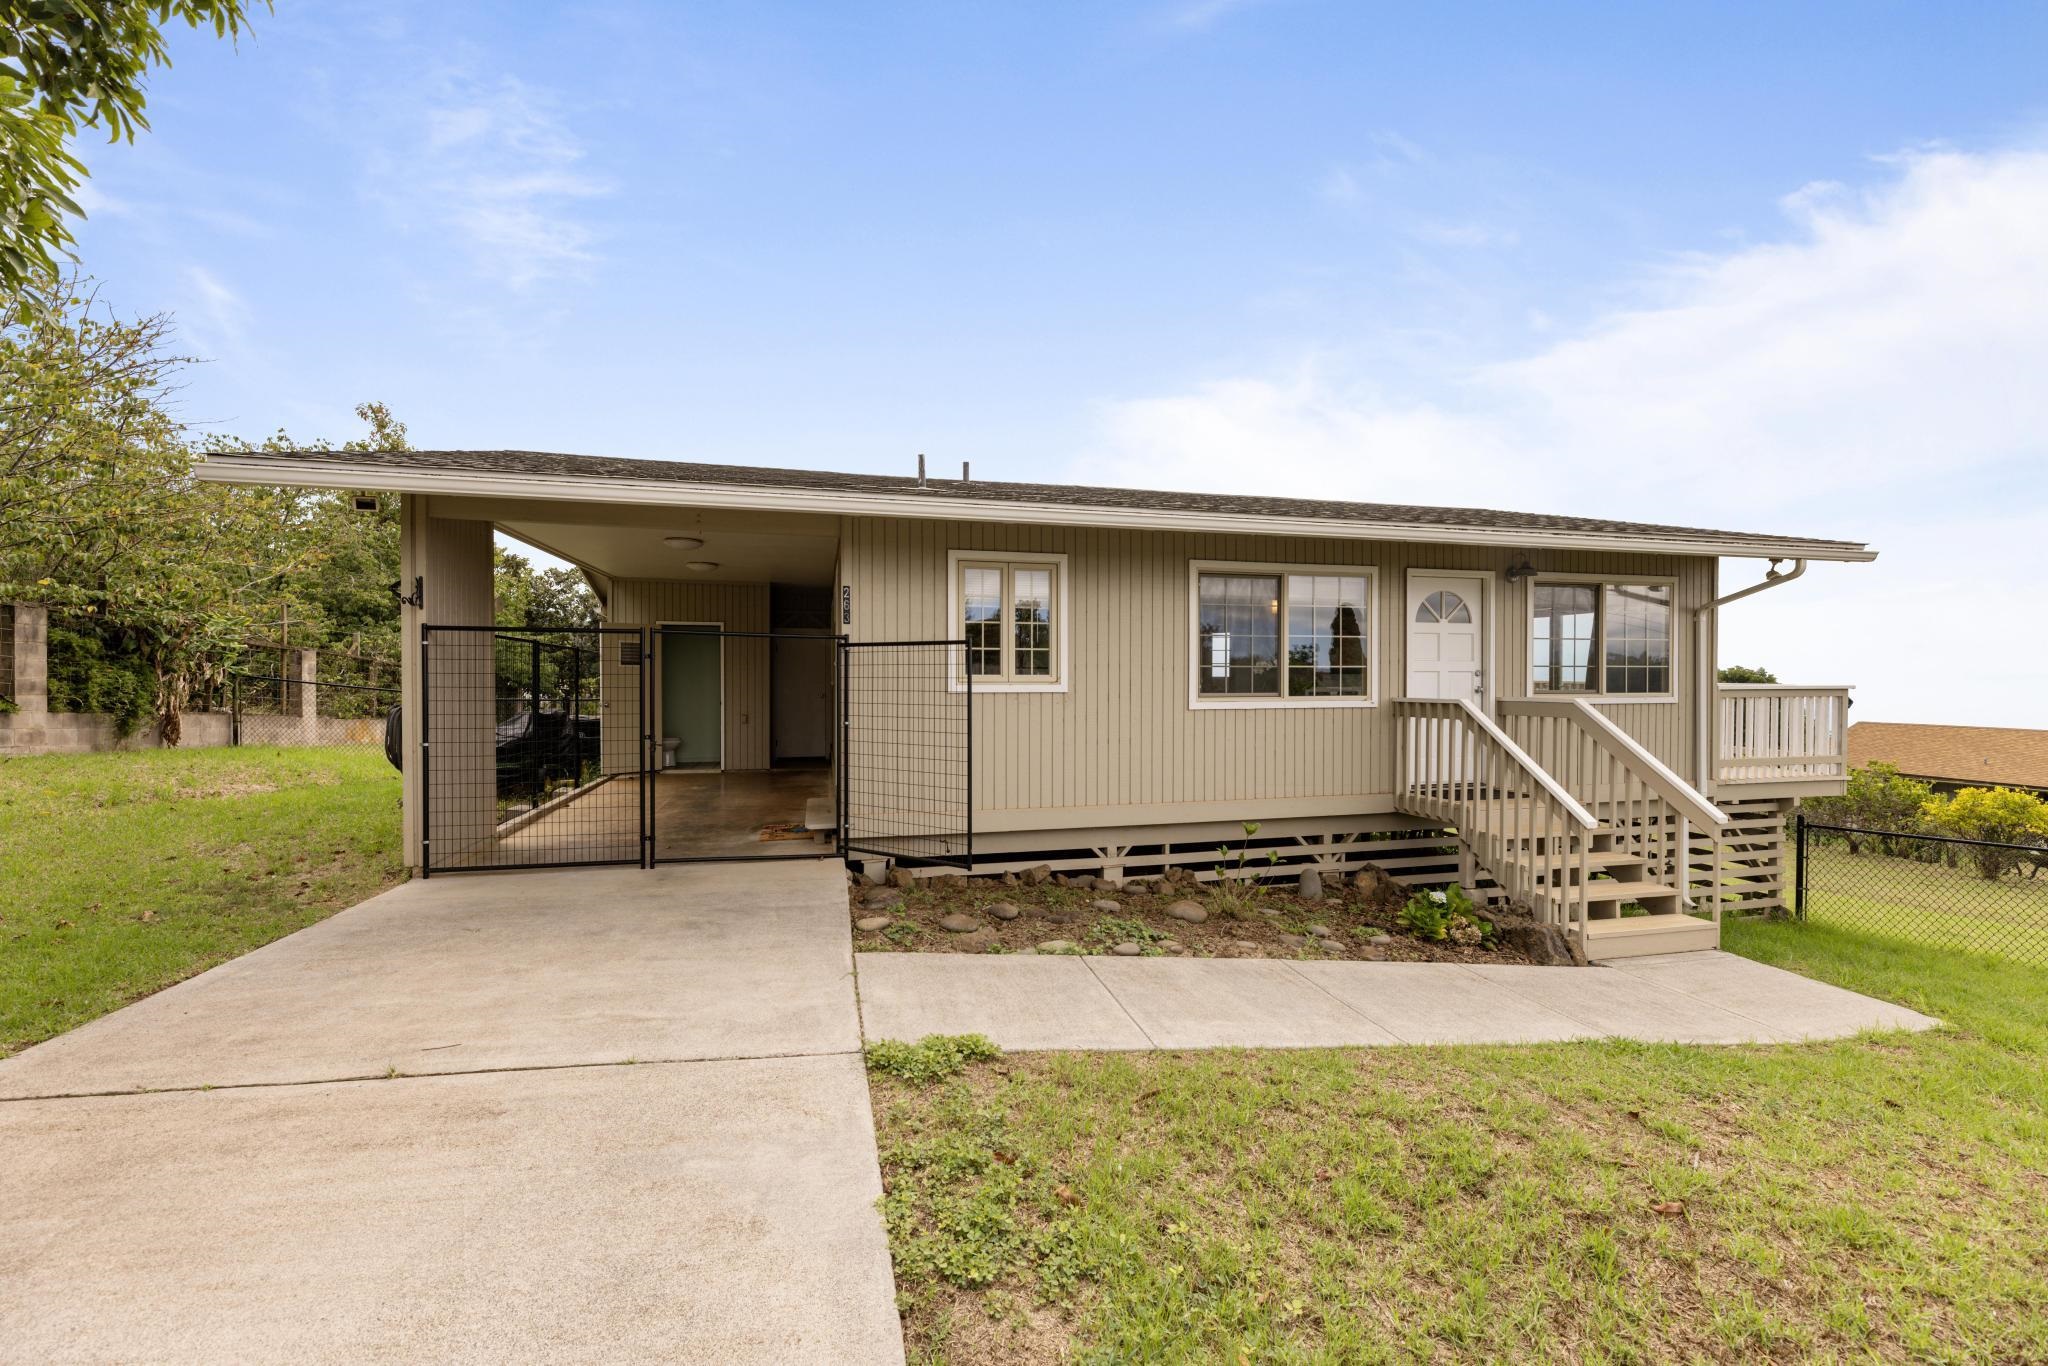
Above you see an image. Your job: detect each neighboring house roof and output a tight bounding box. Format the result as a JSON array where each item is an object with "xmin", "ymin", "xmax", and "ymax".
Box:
[
  {"xmin": 1848, "ymin": 722, "xmax": 2048, "ymax": 791},
  {"xmin": 196, "ymin": 447, "xmax": 1877, "ymax": 562}
]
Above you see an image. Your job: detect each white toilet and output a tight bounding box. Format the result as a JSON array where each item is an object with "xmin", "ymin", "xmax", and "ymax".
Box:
[{"xmin": 661, "ymin": 737, "xmax": 681, "ymax": 768}]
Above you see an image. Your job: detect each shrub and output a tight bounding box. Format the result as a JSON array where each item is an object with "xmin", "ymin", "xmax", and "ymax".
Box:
[
  {"xmin": 1805, "ymin": 763, "xmax": 1935, "ymax": 855},
  {"xmin": 1717, "ymin": 664, "xmax": 1779, "ymax": 684},
  {"xmin": 1920, "ymin": 787, "xmax": 2048, "ymax": 879},
  {"xmin": 864, "ymin": 1033, "xmax": 1001, "ymax": 1084},
  {"xmin": 1400, "ymin": 883, "xmax": 1490, "ymax": 944}
]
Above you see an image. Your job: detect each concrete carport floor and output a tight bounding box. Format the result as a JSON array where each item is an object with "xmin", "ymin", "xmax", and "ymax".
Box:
[{"xmin": 0, "ymin": 862, "xmax": 905, "ymax": 1365}]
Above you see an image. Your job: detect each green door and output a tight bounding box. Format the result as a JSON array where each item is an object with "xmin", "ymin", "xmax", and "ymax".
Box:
[{"xmin": 661, "ymin": 632, "xmax": 722, "ymax": 766}]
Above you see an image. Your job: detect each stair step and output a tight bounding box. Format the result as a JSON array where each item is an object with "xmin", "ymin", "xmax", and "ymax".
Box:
[
  {"xmin": 1582, "ymin": 913, "xmax": 1719, "ymax": 960},
  {"xmin": 1582, "ymin": 879, "xmax": 1683, "ymax": 903}
]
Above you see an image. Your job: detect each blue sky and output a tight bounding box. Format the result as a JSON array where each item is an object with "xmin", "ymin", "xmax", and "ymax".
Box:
[{"xmin": 69, "ymin": 1, "xmax": 2048, "ymax": 725}]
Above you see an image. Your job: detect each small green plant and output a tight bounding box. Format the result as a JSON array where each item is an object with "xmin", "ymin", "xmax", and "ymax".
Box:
[
  {"xmin": 1399, "ymin": 883, "xmax": 1492, "ymax": 944},
  {"xmin": 1089, "ymin": 916, "xmax": 1163, "ymax": 948},
  {"xmin": 864, "ymin": 1033, "xmax": 1002, "ymax": 1084},
  {"xmin": 1215, "ymin": 820, "xmax": 1280, "ymax": 881}
]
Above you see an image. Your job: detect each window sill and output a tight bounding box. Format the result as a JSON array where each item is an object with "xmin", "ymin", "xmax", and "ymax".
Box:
[
  {"xmin": 950, "ymin": 680, "xmax": 1068, "ymax": 694},
  {"xmin": 1190, "ymin": 696, "xmax": 1378, "ymax": 711}
]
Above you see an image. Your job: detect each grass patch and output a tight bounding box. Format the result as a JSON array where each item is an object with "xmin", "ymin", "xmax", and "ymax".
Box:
[
  {"xmin": 1803, "ymin": 840, "xmax": 2048, "ymax": 966},
  {"xmin": 866, "ymin": 1033, "xmax": 1003, "ymax": 1084},
  {"xmin": 872, "ymin": 917, "xmax": 2048, "ymax": 1362},
  {"xmin": 0, "ymin": 746, "xmax": 403, "ymax": 1055}
]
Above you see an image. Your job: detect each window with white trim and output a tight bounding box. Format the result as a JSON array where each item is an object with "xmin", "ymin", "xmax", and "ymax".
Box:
[
  {"xmin": 958, "ymin": 558, "xmax": 1060, "ymax": 685},
  {"xmin": 1531, "ymin": 580, "xmax": 1672, "ymax": 696},
  {"xmin": 1196, "ymin": 569, "xmax": 1371, "ymax": 702}
]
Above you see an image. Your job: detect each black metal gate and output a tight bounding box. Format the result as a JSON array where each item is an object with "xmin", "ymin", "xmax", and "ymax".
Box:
[
  {"xmin": 838, "ymin": 639, "xmax": 973, "ymax": 869},
  {"xmin": 420, "ymin": 626, "xmax": 973, "ymax": 873},
  {"xmin": 421, "ymin": 625, "xmax": 649, "ymax": 874}
]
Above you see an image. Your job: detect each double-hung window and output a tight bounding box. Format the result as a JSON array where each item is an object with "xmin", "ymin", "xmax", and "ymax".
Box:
[
  {"xmin": 1192, "ymin": 563, "xmax": 1373, "ymax": 707},
  {"xmin": 1531, "ymin": 580, "xmax": 1672, "ymax": 696},
  {"xmin": 952, "ymin": 552, "xmax": 1065, "ymax": 690}
]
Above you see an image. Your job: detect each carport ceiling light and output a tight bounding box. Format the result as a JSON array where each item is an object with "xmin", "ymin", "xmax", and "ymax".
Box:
[
  {"xmin": 684, "ymin": 561, "xmax": 719, "ymax": 572},
  {"xmin": 662, "ymin": 535, "xmax": 704, "ymax": 550}
]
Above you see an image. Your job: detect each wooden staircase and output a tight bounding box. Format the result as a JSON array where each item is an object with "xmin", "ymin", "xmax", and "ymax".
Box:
[{"xmin": 1396, "ymin": 698, "xmax": 1729, "ymax": 962}]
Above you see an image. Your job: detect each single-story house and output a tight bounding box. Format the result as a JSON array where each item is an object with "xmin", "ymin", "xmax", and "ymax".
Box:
[
  {"xmin": 197, "ymin": 449, "xmax": 1871, "ymax": 961},
  {"xmin": 1847, "ymin": 722, "xmax": 2048, "ymax": 796}
]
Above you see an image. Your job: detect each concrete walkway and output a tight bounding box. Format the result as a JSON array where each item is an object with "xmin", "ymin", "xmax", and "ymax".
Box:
[
  {"xmin": 0, "ymin": 862, "xmax": 905, "ymax": 1366},
  {"xmin": 855, "ymin": 949, "xmax": 1939, "ymax": 1051}
]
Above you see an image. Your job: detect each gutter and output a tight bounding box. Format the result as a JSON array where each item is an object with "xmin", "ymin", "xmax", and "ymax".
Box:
[{"xmin": 1694, "ymin": 558, "xmax": 1809, "ymax": 791}]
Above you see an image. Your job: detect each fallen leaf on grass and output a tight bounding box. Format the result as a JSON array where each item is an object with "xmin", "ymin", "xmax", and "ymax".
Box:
[
  {"xmin": 1650, "ymin": 1200, "xmax": 1686, "ymax": 1217},
  {"xmin": 138, "ymin": 909, "xmax": 156, "ymax": 922},
  {"xmin": 1055, "ymin": 1184, "xmax": 1079, "ymax": 1207}
]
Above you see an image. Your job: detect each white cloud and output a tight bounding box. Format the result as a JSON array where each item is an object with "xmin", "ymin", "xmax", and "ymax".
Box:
[
  {"xmin": 1082, "ymin": 146, "xmax": 2048, "ymax": 726},
  {"xmin": 180, "ymin": 265, "xmax": 252, "ymax": 353},
  {"xmin": 369, "ymin": 72, "xmax": 612, "ymax": 289}
]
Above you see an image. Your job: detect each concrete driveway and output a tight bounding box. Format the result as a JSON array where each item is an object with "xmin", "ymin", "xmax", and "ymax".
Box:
[{"xmin": 0, "ymin": 862, "xmax": 905, "ymax": 1365}]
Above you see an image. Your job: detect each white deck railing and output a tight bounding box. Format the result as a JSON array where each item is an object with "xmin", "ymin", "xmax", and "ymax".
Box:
[
  {"xmin": 1715, "ymin": 685, "xmax": 1851, "ymax": 787},
  {"xmin": 1395, "ymin": 698, "xmax": 1597, "ymax": 941}
]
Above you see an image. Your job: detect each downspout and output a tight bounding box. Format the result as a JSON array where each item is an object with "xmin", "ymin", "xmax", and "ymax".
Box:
[{"xmin": 1694, "ymin": 558, "xmax": 1808, "ymax": 792}]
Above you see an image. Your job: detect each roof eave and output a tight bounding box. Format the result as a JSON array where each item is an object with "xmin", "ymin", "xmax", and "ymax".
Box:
[{"xmin": 196, "ymin": 453, "xmax": 1878, "ymax": 564}]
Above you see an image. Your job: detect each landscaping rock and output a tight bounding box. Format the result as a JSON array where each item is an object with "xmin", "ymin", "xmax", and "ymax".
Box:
[
  {"xmin": 1298, "ymin": 869, "xmax": 1324, "ymax": 901},
  {"xmin": 939, "ymin": 913, "xmax": 983, "ymax": 933},
  {"xmin": 1358, "ymin": 945, "xmax": 1388, "ymax": 961},
  {"xmin": 889, "ymin": 867, "xmax": 915, "ymax": 890},
  {"xmin": 854, "ymin": 916, "xmax": 892, "ymax": 932},
  {"xmin": 954, "ymin": 929, "xmax": 999, "ymax": 952},
  {"xmin": 1068, "ymin": 874, "xmax": 1097, "ymax": 890},
  {"xmin": 1164, "ymin": 900, "xmax": 1208, "ymax": 924},
  {"xmin": 1353, "ymin": 866, "xmax": 1406, "ymax": 907},
  {"xmin": 1231, "ymin": 940, "xmax": 1262, "ymax": 953},
  {"xmin": 1039, "ymin": 905, "xmax": 1084, "ymax": 925},
  {"xmin": 1110, "ymin": 941, "xmax": 1143, "ymax": 956},
  {"xmin": 1318, "ymin": 939, "xmax": 1346, "ymax": 953},
  {"xmin": 1021, "ymin": 864, "xmax": 1054, "ymax": 886},
  {"xmin": 1306, "ymin": 923, "xmax": 1331, "ymax": 936},
  {"xmin": 1279, "ymin": 933, "xmax": 1309, "ymax": 950},
  {"xmin": 1002, "ymin": 872, "xmax": 1020, "ymax": 886},
  {"xmin": 1497, "ymin": 921, "xmax": 1582, "ymax": 967},
  {"xmin": 1037, "ymin": 939, "xmax": 1076, "ymax": 953},
  {"xmin": 1368, "ymin": 932, "xmax": 1393, "ymax": 946},
  {"xmin": 1090, "ymin": 899, "xmax": 1122, "ymax": 914},
  {"xmin": 1158, "ymin": 939, "xmax": 1184, "ymax": 953},
  {"xmin": 987, "ymin": 902, "xmax": 1022, "ymax": 921},
  {"xmin": 862, "ymin": 888, "xmax": 905, "ymax": 910}
]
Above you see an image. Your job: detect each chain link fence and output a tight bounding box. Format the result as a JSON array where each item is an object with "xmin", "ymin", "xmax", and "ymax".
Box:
[
  {"xmin": 1797, "ymin": 817, "xmax": 2048, "ymax": 966},
  {"xmin": 231, "ymin": 673, "xmax": 400, "ymax": 751}
]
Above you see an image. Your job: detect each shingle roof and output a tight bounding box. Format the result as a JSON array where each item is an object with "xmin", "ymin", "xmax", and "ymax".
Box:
[
  {"xmin": 1848, "ymin": 722, "xmax": 2048, "ymax": 791},
  {"xmin": 209, "ymin": 447, "xmax": 1874, "ymax": 558}
]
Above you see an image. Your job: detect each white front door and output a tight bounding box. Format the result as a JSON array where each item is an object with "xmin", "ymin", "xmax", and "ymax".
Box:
[{"xmin": 1406, "ymin": 574, "xmax": 1486, "ymax": 706}]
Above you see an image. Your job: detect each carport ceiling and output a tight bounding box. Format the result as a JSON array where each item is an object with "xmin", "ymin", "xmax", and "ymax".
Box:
[{"xmin": 443, "ymin": 497, "xmax": 840, "ymax": 586}]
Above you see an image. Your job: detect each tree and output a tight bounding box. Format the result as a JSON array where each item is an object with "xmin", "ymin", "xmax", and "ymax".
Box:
[
  {"xmin": 203, "ymin": 402, "xmax": 411, "ymax": 668},
  {"xmin": 1, "ymin": 1, "xmax": 264, "ymax": 311},
  {"xmin": 1803, "ymin": 762, "xmax": 1934, "ymax": 855},
  {"xmin": 1920, "ymin": 787, "xmax": 2048, "ymax": 880},
  {"xmin": 0, "ymin": 279, "xmax": 190, "ymax": 592},
  {"xmin": 1718, "ymin": 665, "xmax": 1779, "ymax": 684}
]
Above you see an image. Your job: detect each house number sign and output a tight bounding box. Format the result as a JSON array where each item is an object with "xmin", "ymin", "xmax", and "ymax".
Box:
[{"xmin": 840, "ymin": 585, "xmax": 852, "ymax": 626}]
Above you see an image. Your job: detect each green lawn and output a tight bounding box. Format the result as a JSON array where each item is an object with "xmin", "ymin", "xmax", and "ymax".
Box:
[
  {"xmin": 1804, "ymin": 840, "xmax": 2048, "ymax": 966},
  {"xmin": 870, "ymin": 919, "xmax": 2048, "ymax": 1363},
  {"xmin": 0, "ymin": 746, "xmax": 403, "ymax": 1056}
]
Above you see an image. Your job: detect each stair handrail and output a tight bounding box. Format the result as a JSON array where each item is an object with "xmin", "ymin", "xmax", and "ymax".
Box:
[
  {"xmin": 1400, "ymin": 697, "xmax": 1599, "ymax": 828},
  {"xmin": 1499, "ymin": 698, "xmax": 1728, "ymax": 832},
  {"xmin": 1395, "ymin": 697, "xmax": 1598, "ymax": 942}
]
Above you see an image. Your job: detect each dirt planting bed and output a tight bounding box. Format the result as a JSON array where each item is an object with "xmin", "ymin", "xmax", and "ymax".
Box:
[{"xmin": 848, "ymin": 864, "xmax": 1577, "ymax": 965}]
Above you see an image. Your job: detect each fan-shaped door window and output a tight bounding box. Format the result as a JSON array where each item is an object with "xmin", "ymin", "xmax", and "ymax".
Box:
[{"xmin": 1414, "ymin": 591, "xmax": 1472, "ymax": 624}]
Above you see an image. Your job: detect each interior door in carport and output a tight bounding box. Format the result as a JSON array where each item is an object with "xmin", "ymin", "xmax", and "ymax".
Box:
[{"xmin": 661, "ymin": 632, "xmax": 722, "ymax": 766}]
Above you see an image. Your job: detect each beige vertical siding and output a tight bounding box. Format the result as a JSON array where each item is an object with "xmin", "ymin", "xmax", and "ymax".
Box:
[
  {"xmin": 607, "ymin": 579, "xmax": 772, "ymax": 770},
  {"xmin": 417, "ymin": 514, "xmax": 498, "ymax": 860},
  {"xmin": 840, "ymin": 516, "xmax": 1714, "ymax": 830}
]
